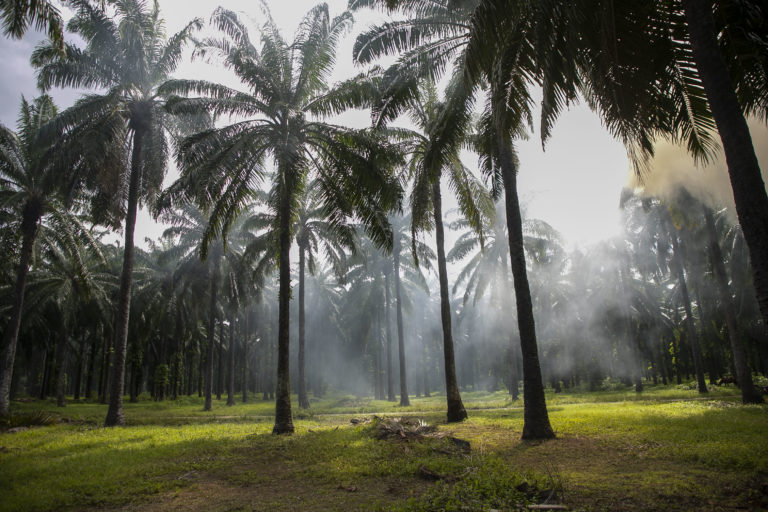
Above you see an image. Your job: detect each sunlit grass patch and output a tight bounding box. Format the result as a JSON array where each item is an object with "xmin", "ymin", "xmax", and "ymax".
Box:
[
  {"xmin": 0, "ymin": 422, "xmax": 270, "ymax": 511},
  {"xmin": 1, "ymin": 385, "xmax": 766, "ymax": 511}
]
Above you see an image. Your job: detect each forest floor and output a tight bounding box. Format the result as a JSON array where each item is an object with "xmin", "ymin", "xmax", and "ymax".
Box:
[{"xmin": 1, "ymin": 385, "xmax": 767, "ymax": 511}]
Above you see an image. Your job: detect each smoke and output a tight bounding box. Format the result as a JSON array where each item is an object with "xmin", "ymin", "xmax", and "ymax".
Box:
[{"xmin": 633, "ymin": 119, "xmax": 768, "ymax": 217}]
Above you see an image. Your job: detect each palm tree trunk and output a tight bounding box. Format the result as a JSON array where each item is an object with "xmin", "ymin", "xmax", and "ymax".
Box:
[
  {"xmin": 0, "ymin": 200, "xmax": 41, "ymax": 417},
  {"xmin": 392, "ymin": 236, "xmax": 410, "ymax": 406},
  {"xmin": 99, "ymin": 330, "xmax": 110, "ymax": 404},
  {"xmin": 384, "ymin": 271, "xmax": 395, "ymax": 401},
  {"xmin": 374, "ymin": 310, "xmax": 382, "ymax": 400},
  {"xmin": 681, "ymin": 0, "xmax": 768, "ymax": 334},
  {"xmin": 508, "ymin": 336, "xmax": 520, "ymax": 400},
  {"xmin": 298, "ymin": 245, "xmax": 309, "ymax": 409},
  {"xmin": 227, "ymin": 311, "xmax": 236, "ymax": 406},
  {"xmin": 172, "ymin": 305, "xmax": 183, "ymax": 401},
  {"xmin": 432, "ymin": 179, "xmax": 467, "ymax": 422},
  {"xmin": 217, "ymin": 320, "xmax": 223, "ymax": 400},
  {"xmin": 73, "ymin": 332, "xmax": 85, "ymax": 401},
  {"xmin": 242, "ymin": 311, "xmax": 249, "ymax": 403},
  {"xmin": 498, "ymin": 136, "xmax": 555, "ymax": 440},
  {"xmin": 104, "ymin": 124, "xmax": 145, "ymax": 427},
  {"xmin": 85, "ymin": 331, "xmax": 98, "ymax": 400},
  {"xmin": 273, "ymin": 181, "xmax": 294, "ymax": 434},
  {"xmin": 204, "ymin": 256, "xmax": 219, "ymax": 411},
  {"xmin": 704, "ymin": 207, "xmax": 762, "ymax": 403},
  {"xmin": 669, "ymin": 231, "xmax": 708, "ymax": 393},
  {"xmin": 54, "ymin": 322, "xmax": 68, "ymax": 407},
  {"xmin": 502, "ymin": 265, "xmax": 520, "ymax": 400},
  {"xmin": 39, "ymin": 348, "xmax": 50, "ymax": 399}
]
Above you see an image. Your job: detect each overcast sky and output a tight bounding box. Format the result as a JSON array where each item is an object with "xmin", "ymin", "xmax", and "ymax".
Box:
[{"xmin": 1, "ymin": 0, "xmax": 638, "ymax": 252}]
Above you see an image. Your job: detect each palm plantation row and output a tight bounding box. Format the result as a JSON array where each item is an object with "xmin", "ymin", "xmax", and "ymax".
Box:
[{"xmin": 0, "ymin": 0, "xmax": 766, "ymax": 441}]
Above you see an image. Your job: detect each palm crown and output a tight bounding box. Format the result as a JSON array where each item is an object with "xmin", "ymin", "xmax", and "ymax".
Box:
[{"xmin": 163, "ymin": 3, "xmax": 403, "ymax": 433}]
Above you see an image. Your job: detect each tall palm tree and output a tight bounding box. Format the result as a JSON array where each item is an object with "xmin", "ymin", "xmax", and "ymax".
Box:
[
  {"xmin": 32, "ymin": 0, "xmax": 201, "ymax": 426},
  {"xmin": 345, "ymin": 224, "xmax": 433, "ymax": 403},
  {"xmin": 164, "ymin": 4, "xmax": 401, "ymax": 434},
  {"xmin": 466, "ymin": 0, "xmax": 768, "ymax": 335},
  {"xmin": 303, "ymin": 266, "xmax": 344, "ymax": 397},
  {"xmin": 449, "ymin": 201, "xmax": 564, "ymax": 398},
  {"xmin": 703, "ymin": 206, "xmax": 762, "ymax": 403},
  {"xmin": 680, "ymin": 0, "xmax": 768, "ymax": 331},
  {"xmin": 159, "ymin": 204, "xmax": 241, "ymax": 412},
  {"xmin": 351, "ymin": 0, "xmax": 556, "ymax": 437},
  {"xmin": 295, "ymin": 180, "xmax": 355, "ymax": 408},
  {"xmin": 0, "ymin": 95, "xmax": 83, "ymax": 418},
  {"xmin": 388, "ymin": 214, "xmax": 434, "ymax": 406},
  {"xmin": 392, "ymin": 81, "xmax": 492, "ymax": 422}
]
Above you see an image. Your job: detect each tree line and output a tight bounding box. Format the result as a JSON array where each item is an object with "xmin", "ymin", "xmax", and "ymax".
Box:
[{"xmin": 0, "ymin": 0, "xmax": 765, "ymax": 440}]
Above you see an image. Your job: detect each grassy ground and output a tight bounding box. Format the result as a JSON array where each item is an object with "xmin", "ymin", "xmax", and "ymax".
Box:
[{"xmin": 1, "ymin": 385, "xmax": 766, "ymax": 511}]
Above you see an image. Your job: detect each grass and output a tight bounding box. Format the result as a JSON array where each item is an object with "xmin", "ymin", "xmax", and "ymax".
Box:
[{"xmin": 1, "ymin": 384, "xmax": 766, "ymax": 511}]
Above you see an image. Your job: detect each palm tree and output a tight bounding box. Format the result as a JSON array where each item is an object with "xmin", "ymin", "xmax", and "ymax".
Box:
[
  {"xmin": 0, "ymin": 0, "xmax": 65, "ymax": 50},
  {"xmin": 351, "ymin": 0, "xmax": 557, "ymax": 438},
  {"xmin": 0, "ymin": 94, "xmax": 84, "ymax": 418},
  {"xmin": 295, "ymin": 180, "xmax": 355, "ymax": 408},
  {"xmin": 32, "ymin": 0, "xmax": 201, "ymax": 426},
  {"xmin": 159, "ymin": 204, "xmax": 241, "ymax": 412},
  {"xmin": 680, "ymin": 0, "xmax": 768, "ymax": 331},
  {"xmin": 388, "ymin": 214, "xmax": 434, "ymax": 406},
  {"xmin": 470, "ymin": 0, "xmax": 768, "ymax": 335},
  {"xmin": 300, "ymin": 268, "xmax": 341, "ymax": 397},
  {"xmin": 449, "ymin": 201, "xmax": 565, "ymax": 398},
  {"xmin": 24, "ymin": 217, "xmax": 108, "ymax": 407},
  {"xmin": 703, "ymin": 206, "xmax": 762, "ymax": 403},
  {"xmin": 164, "ymin": 4, "xmax": 401, "ymax": 434},
  {"xmin": 345, "ymin": 224, "xmax": 432, "ymax": 402},
  {"xmin": 391, "ymin": 81, "xmax": 492, "ymax": 421}
]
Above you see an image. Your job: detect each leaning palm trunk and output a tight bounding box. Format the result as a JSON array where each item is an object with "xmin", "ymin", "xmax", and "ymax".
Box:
[
  {"xmin": 432, "ymin": 179, "xmax": 467, "ymax": 422},
  {"xmin": 0, "ymin": 200, "xmax": 41, "ymax": 417},
  {"xmin": 298, "ymin": 245, "xmax": 309, "ymax": 409},
  {"xmin": 704, "ymin": 208, "xmax": 761, "ymax": 402},
  {"xmin": 392, "ymin": 236, "xmax": 410, "ymax": 406},
  {"xmin": 681, "ymin": 0, "xmax": 768, "ymax": 334},
  {"xmin": 499, "ymin": 136, "xmax": 555, "ymax": 440},
  {"xmin": 105, "ymin": 124, "xmax": 146, "ymax": 427},
  {"xmin": 273, "ymin": 183, "xmax": 295, "ymax": 434}
]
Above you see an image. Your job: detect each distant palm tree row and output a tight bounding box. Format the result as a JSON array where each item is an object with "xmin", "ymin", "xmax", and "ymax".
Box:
[{"xmin": 0, "ymin": 0, "xmax": 766, "ymax": 440}]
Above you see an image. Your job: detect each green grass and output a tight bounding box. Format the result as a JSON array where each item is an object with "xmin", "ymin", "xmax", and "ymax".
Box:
[{"xmin": 1, "ymin": 385, "xmax": 766, "ymax": 511}]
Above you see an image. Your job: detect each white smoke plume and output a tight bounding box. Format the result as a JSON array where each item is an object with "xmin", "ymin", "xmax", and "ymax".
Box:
[{"xmin": 633, "ymin": 119, "xmax": 768, "ymax": 218}]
